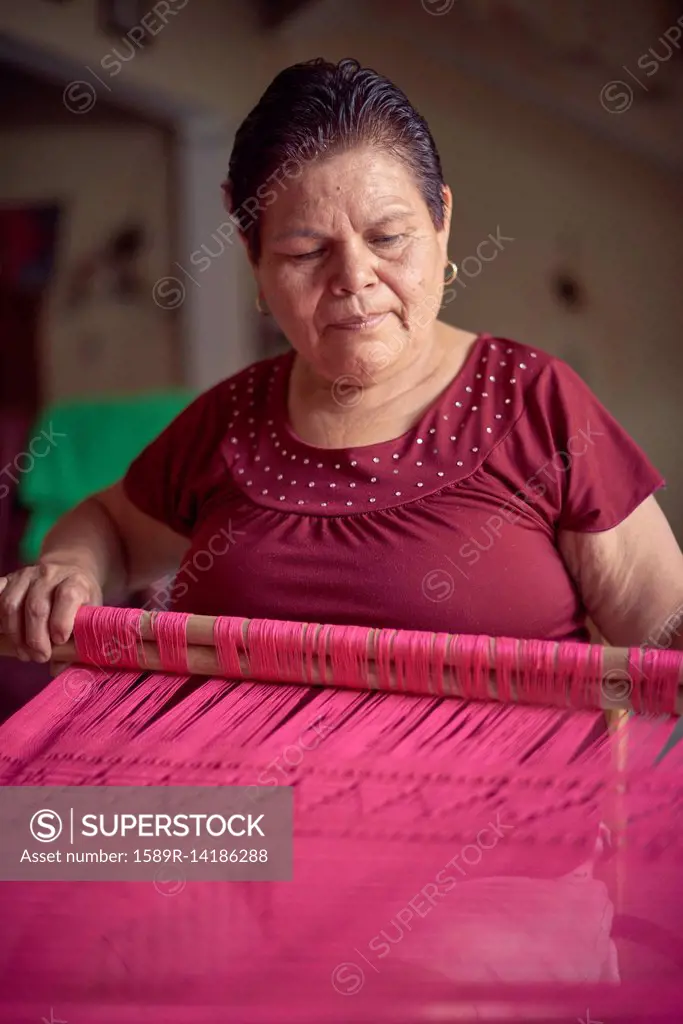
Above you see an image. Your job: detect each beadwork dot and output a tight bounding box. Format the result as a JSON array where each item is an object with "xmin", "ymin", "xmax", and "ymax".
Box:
[
  {"xmin": 291, "ymin": 480, "xmax": 297, "ymax": 485},
  {"xmin": 255, "ymin": 456, "xmax": 261, "ymax": 462},
  {"xmin": 373, "ymin": 457, "xmax": 380, "ymax": 463},
  {"xmin": 505, "ymin": 398, "xmax": 511, "ymax": 404},
  {"xmin": 531, "ymin": 352, "xmax": 537, "ymax": 358},
  {"xmin": 432, "ymin": 448, "xmax": 438, "ymax": 454},
  {"xmin": 495, "ymin": 414, "xmax": 502, "ymax": 419},
  {"xmin": 482, "ymin": 392, "xmax": 488, "ymax": 398},
  {"xmin": 303, "ymin": 458, "xmax": 309, "ymax": 465},
  {"xmin": 417, "ymin": 438, "xmax": 424, "ymax": 445},
  {"xmin": 472, "ymin": 406, "xmax": 478, "ymax": 411},
  {"xmin": 465, "ymin": 386, "xmax": 472, "ymax": 393},
  {"xmin": 262, "ymin": 489, "xmax": 268, "ymax": 495},
  {"xmin": 490, "ymin": 343, "xmax": 497, "ymax": 350},
  {"xmin": 298, "ymin": 499, "xmax": 305, "ymax": 505},
  {"xmin": 500, "ymin": 361, "xmax": 506, "ymax": 367},
  {"xmin": 370, "ymin": 477, "xmax": 377, "ymax": 483},
  {"xmin": 369, "ymin": 497, "xmax": 376, "ymax": 503},
  {"xmin": 277, "ymin": 474, "xmax": 283, "ymax": 480},
  {"xmin": 395, "ymin": 491, "xmax": 401, "ymax": 496},
  {"xmin": 246, "ymin": 480, "xmax": 252, "ymax": 486},
  {"xmin": 416, "ymin": 461, "xmax": 423, "ymax": 467},
  {"xmin": 476, "ymin": 373, "xmax": 482, "ymax": 379},
  {"xmin": 308, "ymin": 482, "xmax": 315, "ymax": 488},
  {"xmin": 486, "ymin": 426, "xmax": 493, "ymax": 433},
  {"xmin": 291, "ymin": 455, "xmax": 297, "ymax": 460},
  {"xmin": 330, "ymin": 483, "xmax": 337, "ymax": 488},
  {"xmin": 282, "ymin": 450, "xmax": 288, "ymax": 457},
  {"xmin": 519, "ymin": 362, "xmax": 527, "ymax": 369},
  {"xmin": 393, "ymin": 469, "xmax": 399, "ymax": 474},
  {"xmin": 417, "ymin": 482, "xmax": 424, "ymax": 487},
  {"xmin": 270, "ymin": 432, "xmax": 276, "ymax": 438},
  {"xmin": 392, "ymin": 453, "xmax": 399, "ymax": 460},
  {"xmin": 429, "ymin": 427, "xmax": 436, "ymax": 434},
  {"xmin": 510, "ymin": 378, "xmax": 516, "ymax": 384},
  {"xmin": 267, "ymin": 419, "xmax": 273, "ymax": 425},
  {"xmin": 506, "ymin": 348, "xmax": 512, "ymax": 354},
  {"xmin": 437, "ymin": 471, "xmax": 445, "ymax": 477},
  {"xmin": 472, "ymin": 447, "xmax": 479, "ymax": 453},
  {"xmin": 317, "ymin": 462, "xmax": 323, "ymax": 469},
  {"xmin": 450, "ymin": 435, "xmax": 457, "ymax": 441},
  {"xmin": 279, "ymin": 496, "xmax": 285, "ymax": 501},
  {"xmin": 346, "ymin": 501, "xmax": 353, "ymax": 506},
  {"xmin": 455, "ymin": 401, "xmax": 462, "ymax": 408},
  {"xmin": 237, "ymin": 468, "xmax": 244, "ymax": 474},
  {"xmin": 350, "ymin": 460, "xmax": 357, "ymax": 467},
  {"xmin": 489, "ymin": 375, "xmax": 495, "ymax": 382},
  {"xmin": 443, "ymin": 414, "xmax": 449, "ymax": 420},
  {"xmin": 457, "ymin": 461, "xmax": 463, "ymax": 467},
  {"xmin": 321, "ymin": 502, "xmax": 327, "ymax": 507},
  {"xmin": 231, "ymin": 437, "xmax": 238, "ymax": 444},
  {"xmin": 350, "ymin": 482, "xmax": 356, "ymax": 488},
  {"xmin": 249, "ymin": 432, "xmax": 255, "ymax": 439},
  {"xmin": 274, "ymin": 441, "xmax": 280, "ymax": 448}
]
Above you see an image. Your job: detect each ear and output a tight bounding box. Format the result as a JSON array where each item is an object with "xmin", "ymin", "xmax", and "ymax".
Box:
[{"xmin": 438, "ymin": 184, "xmax": 453, "ymax": 260}]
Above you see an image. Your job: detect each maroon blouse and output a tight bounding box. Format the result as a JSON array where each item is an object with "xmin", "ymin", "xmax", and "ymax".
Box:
[{"xmin": 123, "ymin": 333, "xmax": 664, "ymax": 642}]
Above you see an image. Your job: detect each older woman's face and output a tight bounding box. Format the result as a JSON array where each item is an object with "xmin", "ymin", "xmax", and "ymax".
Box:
[{"xmin": 253, "ymin": 147, "xmax": 451, "ymax": 384}]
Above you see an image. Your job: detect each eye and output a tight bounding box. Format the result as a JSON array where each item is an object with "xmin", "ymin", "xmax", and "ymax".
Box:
[
  {"xmin": 291, "ymin": 249, "xmax": 325, "ymax": 261},
  {"xmin": 371, "ymin": 234, "xmax": 403, "ymax": 247}
]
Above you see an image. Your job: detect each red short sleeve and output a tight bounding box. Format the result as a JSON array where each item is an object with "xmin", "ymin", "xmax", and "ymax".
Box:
[
  {"xmin": 122, "ymin": 384, "xmax": 227, "ymax": 538},
  {"xmin": 512, "ymin": 358, "xmax": 665, "ymax": 533}
]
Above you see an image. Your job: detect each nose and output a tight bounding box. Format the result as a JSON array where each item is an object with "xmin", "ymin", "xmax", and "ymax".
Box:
[{"xmin": 327, "ymin": 240, "xmax": 377, "ymax": 297}]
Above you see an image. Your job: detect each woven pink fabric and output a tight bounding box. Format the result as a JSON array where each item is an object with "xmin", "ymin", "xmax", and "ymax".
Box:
[{"xmin": 1, "ymin": 608, "xmax": 682, "ymax": 1022}]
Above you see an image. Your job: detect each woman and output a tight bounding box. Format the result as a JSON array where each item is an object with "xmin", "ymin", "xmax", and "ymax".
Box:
[
  {"xmin": 1, "ymin": 60, "xmax": 682, "ymax": 656},
  {"xmin": 0, "ymin": 57, "xmax": 682, "ymax": 1020}
]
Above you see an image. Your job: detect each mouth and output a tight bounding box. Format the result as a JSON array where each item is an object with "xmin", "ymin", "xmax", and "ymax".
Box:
[{"xmin": 328, "ymin": 313, "xmax": 389, "ymax": 331}]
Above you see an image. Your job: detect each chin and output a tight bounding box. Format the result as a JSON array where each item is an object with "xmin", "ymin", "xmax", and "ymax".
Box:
[{"xmin": 321, "ymin": 323, "xmax": 407, "ymax": 380}]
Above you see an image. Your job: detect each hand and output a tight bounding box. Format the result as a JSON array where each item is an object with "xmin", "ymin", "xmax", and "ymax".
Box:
[{"xmin": 0, "ymin": 562, "xmax": 102, "ymax": 663}]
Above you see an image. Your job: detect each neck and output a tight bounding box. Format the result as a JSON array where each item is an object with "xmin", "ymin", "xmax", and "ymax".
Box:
[{"xmin": 287, "ymin": 322, "xmax": 476, "ymax": 449}]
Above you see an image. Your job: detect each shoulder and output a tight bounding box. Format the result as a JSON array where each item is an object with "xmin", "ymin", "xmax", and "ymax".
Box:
[
  {"xmin": 480, "ymin": 335, "xmax": 599, "ymax": 429},
  {"xmin": 178, "ymin": 351, "xmax": 291, "ymax": 435}
]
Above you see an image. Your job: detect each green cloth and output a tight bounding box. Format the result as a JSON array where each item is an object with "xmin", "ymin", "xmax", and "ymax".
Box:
[{"xmin": 18, "ymin": 390, "xmax": 195, "ymax": 562}]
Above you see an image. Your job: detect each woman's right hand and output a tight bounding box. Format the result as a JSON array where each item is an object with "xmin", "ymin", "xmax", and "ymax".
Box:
[{"xmin": 0, "ymin": 562, "xmax": 102, "ymax": 663}]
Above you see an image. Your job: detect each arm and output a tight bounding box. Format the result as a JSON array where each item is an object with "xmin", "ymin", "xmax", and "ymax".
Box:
[
  {"xmin": 559, "ymin": 495, "xmax": 683, "ymax": 651},
  {"xmin": 0, "ymin": 480, "xmax": 189, "ymax": 662}
]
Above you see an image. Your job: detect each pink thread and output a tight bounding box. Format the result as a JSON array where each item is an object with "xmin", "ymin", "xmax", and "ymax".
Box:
[
  {"xmin": 329, "ymin": 625, "xmax": 372, "ymax": 689},
  {"xmin": 247, "ymin": 618, "xmax": 306, "ymax": 682},
  {"xmin": 74, "ymin": 605, "xmax": 144, "ymax": 670},
  {"xmin": 641, "ymin": 647, "xmax": 681, "ymax": 715},
  {"xmin": 213, "ymin": 616, "xmax": 245, "ymax": 678},
  {"xmin": 150, "ymin": 610, "xmax": 191, "ymax": 674}
]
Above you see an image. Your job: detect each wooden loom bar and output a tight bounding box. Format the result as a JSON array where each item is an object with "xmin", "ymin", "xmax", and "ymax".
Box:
[{"xmin": 1, "ymin": 608, "xmax": 682, "ymax": 714}]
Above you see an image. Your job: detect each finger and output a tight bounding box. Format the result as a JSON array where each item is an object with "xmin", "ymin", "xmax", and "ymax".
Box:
[
  {"xmin": 0, "ymin": 570, "xmax": 35, "ymax": 659},
  {"xmin": 23, "ymin": 573, "xmax": 57, "ymax": 662},
  {"xmin": 48, "ymin": 574, "xmax": 93, "ymax": 648}
]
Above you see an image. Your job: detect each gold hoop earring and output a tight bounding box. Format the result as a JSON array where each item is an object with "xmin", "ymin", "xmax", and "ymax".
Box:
[
  {"xmin": 256, "ymin": 294, "xmax": 269, "ymax": 316},
  {"xmin": 444, "ymin": 260, "xmax": 458, "ymax": 285}
]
